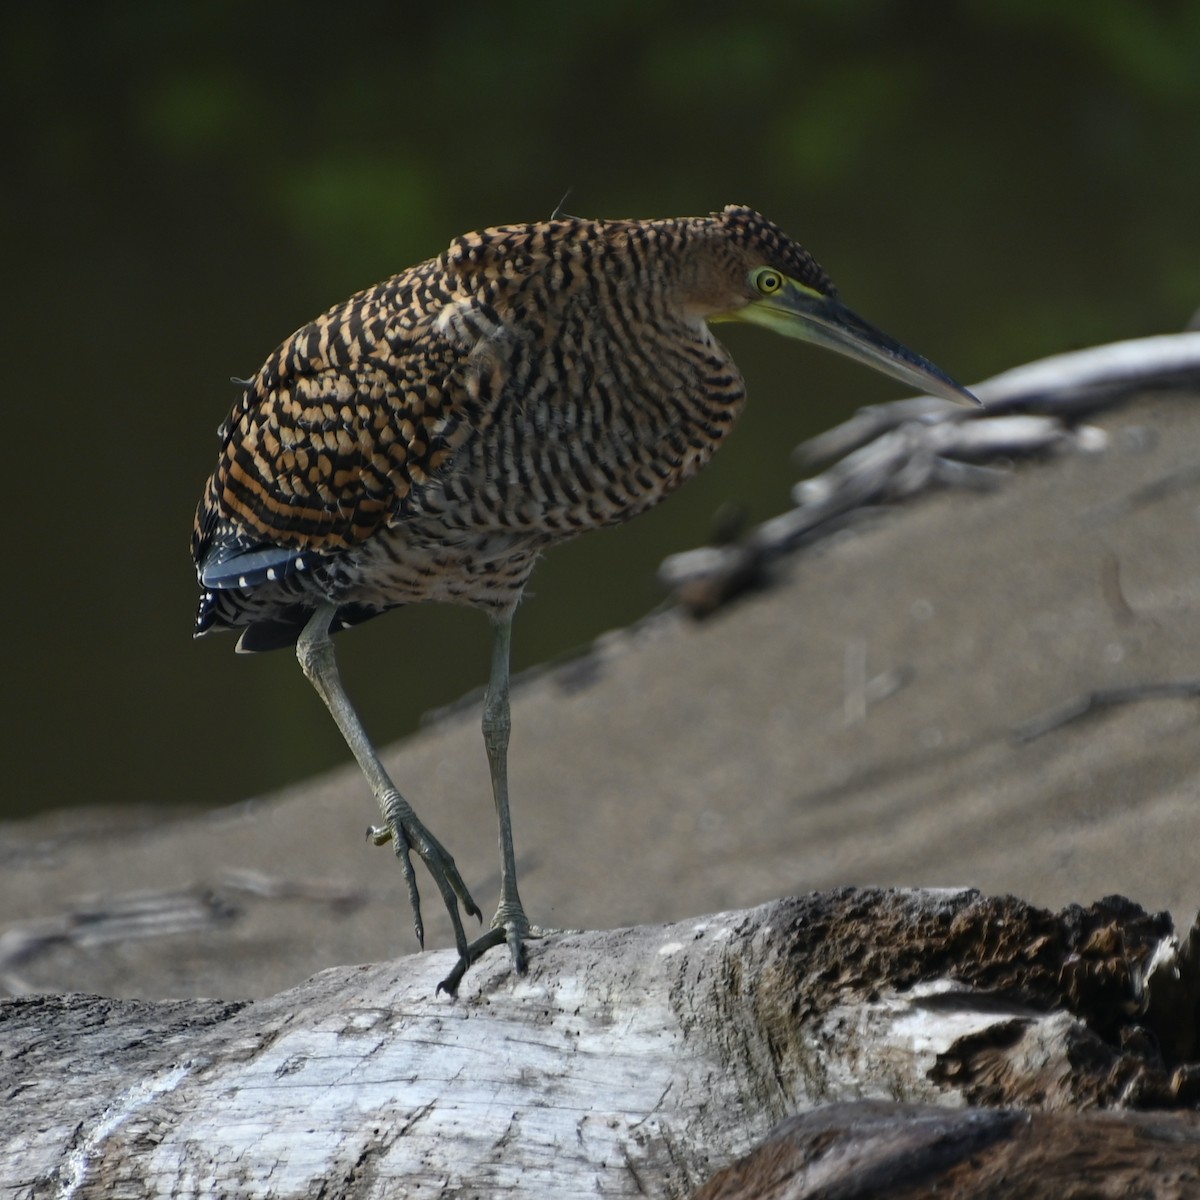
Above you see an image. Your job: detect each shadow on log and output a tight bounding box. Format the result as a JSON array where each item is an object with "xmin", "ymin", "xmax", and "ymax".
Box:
[
  {"xmin": 694, "ymin": 1103, "xmax": 1200, "ymax": 1199},
  {"xmin": 3, "ymin": 888, "xmax": 1198, "ymax": 1198}
]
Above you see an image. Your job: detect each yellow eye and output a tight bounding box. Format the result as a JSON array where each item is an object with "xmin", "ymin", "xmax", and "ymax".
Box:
[{"xmin": 754, "ymin": 269, "xmax": 784, "ymax": 295}]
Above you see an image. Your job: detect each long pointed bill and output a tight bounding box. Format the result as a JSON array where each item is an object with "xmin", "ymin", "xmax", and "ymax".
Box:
[{"xmin": 738, "ymin": 288, "xmax": 981, "ymax": 407}]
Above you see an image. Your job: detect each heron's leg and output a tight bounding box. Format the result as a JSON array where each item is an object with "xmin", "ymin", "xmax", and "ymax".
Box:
[
  {"xmin": 296, "ymin": 605, "xmax": 481, "ymax": 961},
  {"xmin": 437, "ymin": 614, "xmax": 534, "ymax": 995},
  {"xmin": 482, "ymin": 616, "xmax": 530, "ymax": 948}
]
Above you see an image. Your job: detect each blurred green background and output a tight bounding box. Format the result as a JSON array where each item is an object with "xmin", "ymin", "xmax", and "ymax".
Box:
[{"xmin": 4, "ymin": 1, "xmax": 1198, "ymax": 821}]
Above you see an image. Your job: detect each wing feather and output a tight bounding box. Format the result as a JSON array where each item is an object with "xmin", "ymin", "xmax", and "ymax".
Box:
[{"xmin": 192, "ymin": 262, "xmax": 517, "ymax": 583}]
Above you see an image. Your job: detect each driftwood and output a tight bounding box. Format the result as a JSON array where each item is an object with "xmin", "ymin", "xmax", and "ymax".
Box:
[
  {"xmin": 658, "ymin": 330, "xmax": 1200, "ymax": 615},
  {"xmin": 3, "ymin": 888, "xmax": 1199, "ymax": 1198}
]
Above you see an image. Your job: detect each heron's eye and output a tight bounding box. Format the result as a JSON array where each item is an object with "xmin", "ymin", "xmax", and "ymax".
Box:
[{"xmin": 754, "ymin": 269, "xmax": 784, "ymax": 295}]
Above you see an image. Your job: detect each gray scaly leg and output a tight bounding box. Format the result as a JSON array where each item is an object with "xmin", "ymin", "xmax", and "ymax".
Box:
[
  {"xmin": 437, "ymin": 614, "xmax": 537, "ymax": 994},
  {"xmin": 296, "ymin": 605, "xmax": 481, "ymax": 970}
]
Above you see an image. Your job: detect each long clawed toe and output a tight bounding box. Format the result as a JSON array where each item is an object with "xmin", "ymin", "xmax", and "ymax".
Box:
[
  {"xmin": 367, "ymin": 818, "xmax": 430, "ymax": 946},
  {"xmin": 437, "ymin": 926, "xmax": 509, "ymax": 996},
  {"xmin": 368, "ymin": 801, "xmax": 540, "ymax": 998},
  {"xmin": 369, "ymin": 809, "xmax": 483, "ymax": 958},
  {"xmin": 436, "ymin": 909, "xmax": 531, "ymax": 996}
]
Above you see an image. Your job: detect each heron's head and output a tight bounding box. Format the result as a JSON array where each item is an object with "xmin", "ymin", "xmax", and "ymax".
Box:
[{"xmin": 695, "ymin": 205, "xmax": 979, "ymax": 407}]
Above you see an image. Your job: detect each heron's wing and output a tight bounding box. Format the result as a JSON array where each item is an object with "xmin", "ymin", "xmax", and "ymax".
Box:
[{"xmin": 192, "ymin": 264, "xmax": 518, "ymax": 588}]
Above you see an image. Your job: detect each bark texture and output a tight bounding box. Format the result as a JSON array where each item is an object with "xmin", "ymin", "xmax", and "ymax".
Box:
[
  {"xmin": 3, "ymin": 888, "xmax": 1198, "ymax": 1199},
  {"xmin": 692, "ymin": 1103, "xmax": 1200, "ymax": 1200}
]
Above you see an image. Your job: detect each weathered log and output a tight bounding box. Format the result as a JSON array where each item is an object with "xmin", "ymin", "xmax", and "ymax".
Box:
[{"xmin": 3, "ymin": 888, "xmax": 1198, "ymax": 1198}]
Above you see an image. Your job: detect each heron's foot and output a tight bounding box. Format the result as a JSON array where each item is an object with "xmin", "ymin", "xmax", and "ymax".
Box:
[
  {"xmin": 367, "ymin": 792, "xmax": 482, "ymax": 953},
  {"xmin": 436, "ymin": 902, "xmax": 544, "ymax": 996}
]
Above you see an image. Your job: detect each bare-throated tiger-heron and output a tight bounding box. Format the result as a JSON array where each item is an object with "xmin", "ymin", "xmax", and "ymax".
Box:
[{"xmin": 192, "ymin": 205, "xmax": 978, "ymax": 993}]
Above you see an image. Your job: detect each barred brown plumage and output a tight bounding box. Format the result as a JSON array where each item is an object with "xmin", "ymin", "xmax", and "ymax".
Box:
[{"xmin": 192, "ymin": 204, "xmax": 978, "ymax": 993}]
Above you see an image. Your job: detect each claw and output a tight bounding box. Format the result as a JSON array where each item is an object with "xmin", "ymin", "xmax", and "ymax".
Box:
[
  {"xmin": 436, "ymin": 963, "xmax": 465, "ymax": 998},
  {"xmin": 435, "ymin": 909, "xmax": 539, "ymax": 995},
  {"xmin": 436, "ymin": 926, "xmax": 508, "ymax": 996},
  {"xmin": 506, "ymin": 924, "xmax": 527, "ymax": 975},
  {"xmin": 391, "ymin": 826, "xmax": 425, "ymax": 950},
  {"xmin": 368, "ymin": 819, "xmax": 425, "ymax": 946},
  {"xmin": 369, "ymin": 791, "xmax": 485, "ymax": 954}
]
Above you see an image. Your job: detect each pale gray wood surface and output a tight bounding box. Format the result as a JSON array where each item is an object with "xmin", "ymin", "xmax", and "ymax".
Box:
[{"xmin": 3, "ymin": 889, "xmax": 1196, "ymax": 1198}]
